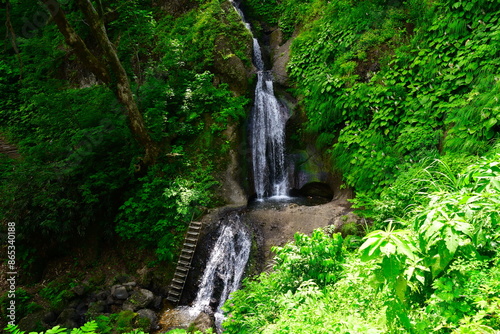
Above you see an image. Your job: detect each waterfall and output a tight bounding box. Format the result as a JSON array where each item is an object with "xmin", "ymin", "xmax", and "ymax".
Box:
[
  {"xmin": 231, "ymin": 0, "xmax": 290, "ymax": 200},
  {"xmin": 172, "ymin": 213, "xmax": 250, "ymax": 333}
]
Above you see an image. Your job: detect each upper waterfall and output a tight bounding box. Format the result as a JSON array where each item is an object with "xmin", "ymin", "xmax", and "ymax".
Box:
[{"xmin": 231, "ymin": 0, "xmax": 290, "ymax": 200}]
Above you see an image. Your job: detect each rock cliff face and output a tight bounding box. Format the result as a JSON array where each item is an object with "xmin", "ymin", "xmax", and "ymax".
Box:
[
  {"xmin": 269, "ymin": 28, "xmax": 293, "ymax": 87},
  {"xmin": 212, "ymin": 1, "xmax": 255, "ymax": 96},
  {"xmin": 212, "ymin": 34, "xmax": 253, "ymax": 97}
]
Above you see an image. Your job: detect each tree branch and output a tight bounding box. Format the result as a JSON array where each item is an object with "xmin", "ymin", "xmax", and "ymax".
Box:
[
  {"xmin": 75, "ymin": 0, "xmax": 159, "ymax": 166},
  {"xmin": 41, "ymin": 0, "xmax": 110, "ymax": 83}
]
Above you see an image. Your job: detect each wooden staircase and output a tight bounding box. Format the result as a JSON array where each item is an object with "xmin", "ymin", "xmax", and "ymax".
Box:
[{"xmin": 166, "ymin": 221, "xmax": 203, "ymax": 304}]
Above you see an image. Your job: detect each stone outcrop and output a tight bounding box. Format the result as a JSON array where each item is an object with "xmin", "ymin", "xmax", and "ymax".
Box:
[
  {"xmin": 213, "ymin": 34, "xmax": 253, "ymax": 96},
  {"xmin": 269, "ymin": 28, "xmax": 293, "ymax": 87}
]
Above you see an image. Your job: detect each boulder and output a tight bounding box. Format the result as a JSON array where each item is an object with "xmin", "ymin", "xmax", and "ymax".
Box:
[
  {"xmin": 56, "ymin": 308, "xmax": 78, "ymax": 329},
  {"xmin": 136, "ymin": 308, "xmax": 158, "ymax": 331},
  {"xmin": 18, "ymin": 311, "xmax": 48, "ymax": 332},
  {"xmin": 125, "ymin": 289, "xmax": 154, "ymax": 311},
  {"xmin": 191, "ymin": 312, "xmax": 215, "ymax": 333},
  {"xmin": 151, "ymin": 295, "xmax": 163, "ymax": 311},
  {"xmin": 112, "ymin": 285, "xmax": 129, "ymax": 300},
  {"xmin": 213, "ymin": 35, "xmax": 252, "ymax": 96},
  {"xmin": 123, "ymin": 282, "xmax": 137, "ymax": 291},
  {"xmin": 86, "ymin": 300, "xmax": 107, "ymax": 319}
]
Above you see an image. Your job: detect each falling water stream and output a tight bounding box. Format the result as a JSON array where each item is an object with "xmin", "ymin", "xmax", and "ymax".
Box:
[
  {"xmin": 162, "ymin": 213, "xmax": 251, "ymax": 333},
  {"xmin": 232, "ymin": 0, "xmax": 290, "ymax": 200},
  {"xmin": 189, "ymin": 215, "xmax": 251, "ymax": 332}
]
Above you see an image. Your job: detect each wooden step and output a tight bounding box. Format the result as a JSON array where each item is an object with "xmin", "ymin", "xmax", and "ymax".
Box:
[
  {"xmin": 168, "ymin": 290, "xmax": 180, "ymax": 296},
  {"xmin": 172, "ymin": 278, "xmax": 184, "ymax": 284},
  {"xmin": 170, "ymin": 283, "xmax": 183, "ymax": 290}
]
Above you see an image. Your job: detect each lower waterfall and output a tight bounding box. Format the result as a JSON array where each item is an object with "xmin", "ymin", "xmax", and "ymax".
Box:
[
  {"xmin": 190, "ymin": 214, "xmax": 251, "ymax": 332},
  {"xmin": 161, "ymin": 212, "xmax": 251, "ymax": 333}
]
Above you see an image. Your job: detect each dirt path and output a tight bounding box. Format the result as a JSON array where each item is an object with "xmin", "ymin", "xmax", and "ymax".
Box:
[
  {"xmin": 0, "ymin": 135, "xmax": 20, "ymax": 159},
  {"xmin": 245, "ymin": 193, "xmax": 357, "ymax": 265}
]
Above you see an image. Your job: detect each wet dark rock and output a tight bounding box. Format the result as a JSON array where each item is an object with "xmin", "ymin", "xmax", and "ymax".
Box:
[
  {"xmin": 112, "ymin": 285, "xmax": 129, "ymax": 300},
  {"xmin": 18, "ymin": 311, "xmax": 48, "ymax": 332},
  {"xmin": 299, "ymin": 182, "xmax": 334, "ymax": 200},
  {"xmin": 191, "ymin": 312, "xmax": 215, "ymax": 333},
  {"xmin": 56, "ymin": 308, "xmax": 78, "ymax": 329},
  {"xmin": 136, "ymin": 308, "xmax": 158, "ymax": 331}
]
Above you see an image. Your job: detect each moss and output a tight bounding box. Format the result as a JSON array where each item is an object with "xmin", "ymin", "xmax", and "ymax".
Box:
[
  {"xmin": 134, "ymin": 316, "xmax": 151, "ymax": 331},
  {"xmin": 115, "ymin": 310, "xmax": 137, "ymax": 333}
]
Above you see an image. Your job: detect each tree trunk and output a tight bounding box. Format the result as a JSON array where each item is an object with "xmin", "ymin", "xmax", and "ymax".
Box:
[{"xmin": 42, "ymin": 0, "xmax": 159, "ymax": 167}]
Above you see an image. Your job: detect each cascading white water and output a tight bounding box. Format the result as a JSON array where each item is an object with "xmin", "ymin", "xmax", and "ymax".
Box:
[
  {"xmin": 190, "ymin": 218, "xmax": 251, "ymax": 332},
  {"xmin": 168, "ymin": 213, "xmax": 250, "ymax": 333},
  {"xmin": 231, "ymin": 0, "xmax": 290, "ymax": 200}
]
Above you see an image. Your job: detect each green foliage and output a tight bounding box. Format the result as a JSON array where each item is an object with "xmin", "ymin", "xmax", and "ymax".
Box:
[
  {"xmin": 222, "ymin": 230, "xmax": 345, "ymax": 333},
  {"xmin": 0, "ymin": 85, "xmax": 134, "ymax": 260},
  {"xmin": 4, "ymin": 320, "xmax": 146, "ymax": 334},
  {"xmin": 0, "ymin": 289, "xmax": 41, "ymax": 324},
  {"xmin": 224, "ymin": 152, "xmax": 500, "ymax": 333},
  {"xmin": 155, "ymin": 0, "xmax": 251, "ymax": 70},
  {"xmin": 0, "ymin": 0, "xmax": 249, "ymax": 266},
  {"xmin": 357, "ymin": 153, "xmax": 500, "ymax": 331},
  {"xmin": 271, "ymin": 230, "xmax": 344, "ymax": 290},
  {"xmin": 241, "ymin": 0, "xmax": 280, "ymax": 27},
  {"xmin": 287, "ymin": 0, "xmax": 500, "ymax": 201},
  {"xmin": 115, "ymin": 161, "xmax": 218, "ymax": 261}
]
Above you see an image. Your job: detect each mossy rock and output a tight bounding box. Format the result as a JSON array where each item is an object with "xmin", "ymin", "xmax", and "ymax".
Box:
[
  {"xmin": 18, "ymin": 311, "xmax": 48, "ymax": 332},
  {"xmin": 115, "ymin": 310, "xmax": 136, "ymax": 333}
]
